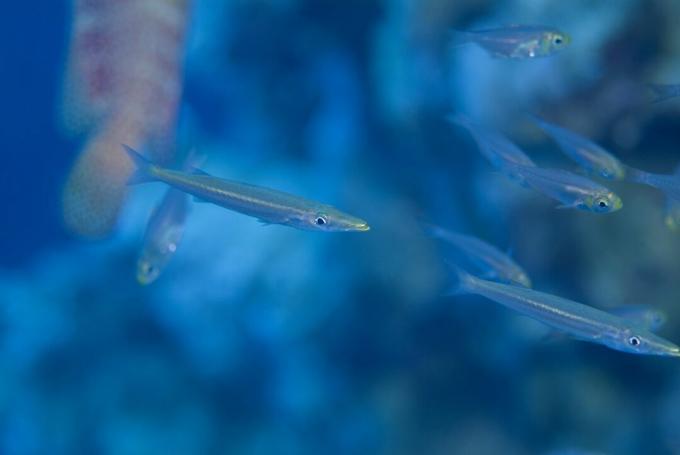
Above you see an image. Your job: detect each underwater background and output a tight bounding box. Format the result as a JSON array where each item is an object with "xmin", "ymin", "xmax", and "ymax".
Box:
[{"xmin": 2, "ymin": 0, "xmax": 680, "ymax": 453}]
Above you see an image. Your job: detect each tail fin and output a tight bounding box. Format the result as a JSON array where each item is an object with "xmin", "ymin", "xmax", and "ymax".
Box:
[
  {"xmin": 443, "ymin": 262, "xmax": 478, "ymax": 296},
  {"xmin": 648, "ymin": 84, "xmax": 680, "ymax": 103},
  {"xmin": 624, "ymin": 166, "xmax": 651, "ymax": 184},
  {"xmin": 122, "ymin": 144, "xmax": 157, "ymax": 185}
]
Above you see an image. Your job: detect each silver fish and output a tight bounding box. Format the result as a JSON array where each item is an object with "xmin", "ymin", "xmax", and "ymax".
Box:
[
  {"xmin": 123, "ymin": 145, "xmax": 370, "ymax": 232},
  {"xmin": 532, "ymin": 116, "xmax": 626, "ymax": 180},
  {"xmin": 627, "ymin": 167, "xmax": 680, "ymax": 205},
  {"xmin": 504, "ymin": 163, "xmax": 623, "ymax": 213},
  {"xmin": 136, "ymin": 152, "xmax": 201, "ymax": 284},
  {"xmin": 450, "ymin": 267, "xmax": 680, "ymax": 357},
  {"xmin": 426, "ymin": 224, "xmax": 531, "ymax": 288},
  {"xmin": 451, "ymin": 25, "xmax": 571, "ymax": 59},
  {"xmin": 448, "ymin": 114, "xmax": 535, "ymax": 184}
]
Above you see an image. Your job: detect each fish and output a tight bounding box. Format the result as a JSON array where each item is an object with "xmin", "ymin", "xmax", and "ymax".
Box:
[
  {"xmin": 504, "ymin": 163, "xmax": 623, "ymax": 213},
  {"xmin": 426, "ymin": 224, "xmax": 531, "ymax": 288},
  {"xmin": 449, "ymin": 267, "xmax": 680, "ymax": 357},
  {"xmin": 447, "ymin": 114, "xmax": 535, "ymax": 184},
  {"xmin": 123, "ymin": 145, "xmax": 370, "ymax": 232},
  {"xmin": 648, "ymin": 83, "xmax": 680, "ymax": 103},
  {"xmin": 136, "ymin": 151, "xmax": 201, "ymax": 285},
  {"xmin": 451, "ymin": 25, "xmax": 571, "ymax": 59},
  {"xmin": 664, "ymin": 164, "xmax": 680, "ymax": 231},
  {"xmin": 531, "ymin": 116, "xmax": 626, "ymax": 180},
  {"xmin": 627, "ymin": 166, "xmax": 680, "ymax": 204}
]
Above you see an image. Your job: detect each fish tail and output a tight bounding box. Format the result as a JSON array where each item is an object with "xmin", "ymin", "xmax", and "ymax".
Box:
[
  {"xmin": 624, "ymin": 166, "xmax": 651, "ymax": 184},
  {"xmin": 444, "ymin": 262, "xmax": 478, "ymax": 296},
  {"xmin": 123, "ymin": 144, "xmax": 158, "ymax": 185},
  {"xmin": 647, "ymin": 84, "xmax": 679, "ymax": 103}
]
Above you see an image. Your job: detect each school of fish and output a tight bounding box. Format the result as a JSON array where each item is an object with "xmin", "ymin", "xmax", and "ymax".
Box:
[{"xmin": 117, "ymin": 24, "xmax": 680, "ymax": 358}]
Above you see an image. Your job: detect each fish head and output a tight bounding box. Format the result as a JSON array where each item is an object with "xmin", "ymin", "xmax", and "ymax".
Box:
[
  {"xmin": 300, "ymin": 206, "xmax": 370, "ymax": 232},
  {"xmin": 600, "ymin": 162, "xmax": 627, "ymax": 181},
  {"xmin": 137, "ymin": 257, "xmax": 162, "ymax": 285},
  {"xmin": 510, "ymin": 271, "xmax": 532, "ymax": 288},
  {"xmin": 587, "ymin": 191, "xmax": 623, "ymax": 213},
  {"xmin": 611, "ymin": 328, "xmax": 680, "ymax": 357},
  {"xmin": 541, "ymin": 30, "xmax": 571, "ymax": 55}
]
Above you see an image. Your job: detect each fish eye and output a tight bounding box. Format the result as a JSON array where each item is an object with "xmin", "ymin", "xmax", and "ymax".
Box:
[
  {"xmin": 553, "ymin": 36, "xmax": 563, "ymax": 45},
  {"xmin": 597, "ymin": 199, "xmax": 608, "ymax": 209},
  {"xmin": 628, "ymin": 336, "xmax": 641, "ymax": 347},
  {"xmin": 315, "ymin": 215, "xmax": 327, "ymax": 226}
]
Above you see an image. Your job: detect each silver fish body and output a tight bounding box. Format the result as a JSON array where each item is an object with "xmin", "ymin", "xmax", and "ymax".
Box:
[
  {"xmin": 505, "ymin": 163, "xmax": 623, "ymax": 213},
  {"xmin": 137, "ymin": 187, "xmax": 188, "ymax": 284},
  {"xmin": 628, "ymin": 167, "xmax": 680, "ymax": 202},
  {"xmin": 532, "ymin": 116, "xmax": 626, "ymax": 180},
  {"xmin": 448, "ymin": 114, "xmax": 535, "ymax": 184},
  {"xmin": 427, "ymin": 225, "xmax": 531, "ymax": 288},
  {"xmin": 123, "ymin": 145, "xmax": 370, "ymax": 232},
  {"xmin": 452, "ymin": 25, "xmax": 571, "ymax": 59},
  {"xmin": 452, "ymin": 268, "xmax": 680, "ymax": 357}
]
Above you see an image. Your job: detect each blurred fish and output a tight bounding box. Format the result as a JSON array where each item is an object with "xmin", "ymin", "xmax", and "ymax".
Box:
[
  {"xmin": 451, "ymin": 25, "xmax": 571, "ymax": 59},
  {"xmin": 137, "ymin": 152, "xmax": 202, "ymax": 285},
  {"xmin": 449, "ymin": 267, "xmax": 680, "ymax": 357},
  {"xmin": 648, "ymin": 83, "xmax": 680, "ymax": 103},
  {"xmin": 610, "ymin": 305, "xmax": 667, "ymax": 332},
  {"xmin": 426, "ymin": 224, "xmax": 531, "ymax": 288},
  {"xmin": 664, "ymin": 164, "xmax": 680, "ymax": 231},
  {"xmin": 505, "ymin": 163, "xmax": 623, "ymax": 213},
  {"xmin": 627, "ymin": 167, "xmax": 680, "ymax": 206},
  {"xmin": 123, "ymin": 146, "xmax": 370, "ymax": 232},
  {"xmin": 531, "ymin": 116, "xmax": 626, "ymax": 180},
  {"xmin": 448, "ymin": 114, "xmax": 535, "ymax": 184}
]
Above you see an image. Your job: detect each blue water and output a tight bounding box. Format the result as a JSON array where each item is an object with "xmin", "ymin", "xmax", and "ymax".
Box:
[{"xmin": 2, "ymin": 1, "xmax": 680, "ymax": 454}]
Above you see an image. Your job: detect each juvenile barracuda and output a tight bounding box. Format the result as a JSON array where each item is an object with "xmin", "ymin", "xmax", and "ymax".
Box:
[
  {"xmin": 123, "ymin": 145, "xmax": 370, "ymax": 232},
  {"xmin": 531, "ymin": 116, "xmax": 626, "ymax": 180},
  {"xmin": 504, "ymin": 163, "xmax": 623, "ymax": 213},
  {"xmin": 627, "ymin": 166, "xmax": 680, "ymax": 208},
  {"xmin": 426, "ymin": 224, "xmax": 531, "ymax": 288},
  {"xmin": 449, "ymin": 267, "xmax": 680, "ymax": 357},
  {"xmin": 137, "ymin": 152, "xmax": 201, "ymax": 285},
  {"xmin": 448, "ymin": 114, "xmax": 535, "ymax": 184},
  {"xmin": 451, "ymin": 25, "xmax": 571, "ymax": 59}
]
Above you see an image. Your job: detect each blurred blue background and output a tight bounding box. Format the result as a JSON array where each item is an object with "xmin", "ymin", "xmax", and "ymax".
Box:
[{"xmin": 2, "ymin": 1, "xmax": 680, "ymax": 454}]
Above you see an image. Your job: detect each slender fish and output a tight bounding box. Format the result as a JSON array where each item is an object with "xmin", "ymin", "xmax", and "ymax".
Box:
[
  {"xmin": 448, "ymin": 114, "xmax": 535, "ymax": 184},
  {"xmin": 627, "ymin": 166, "xmax": 680, "ymax": 205},
  {"xmin": 426, "ymin": 224, "xmax": 531, "ymax": 288},
  {"xmin": 451, "ymin": 25, "xmax": 571, "ymax": 59},
  {"xmin": 504, "ymin": 163, "xmax": 622, "ymax": 213},
  {"xmin": 123, "ymin": 145, "xmax": 370, "ymax": 232},
  {"xmin": 531, "ymin": 116, "xmax": 626, "ymax": 180},
  {"xmin": 449, "ymin": 267, "xmax": 680, "ymax": 357},
  {"xmin": 137, "ymin": 152, "xmax": 201, "ymax": 285}
]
